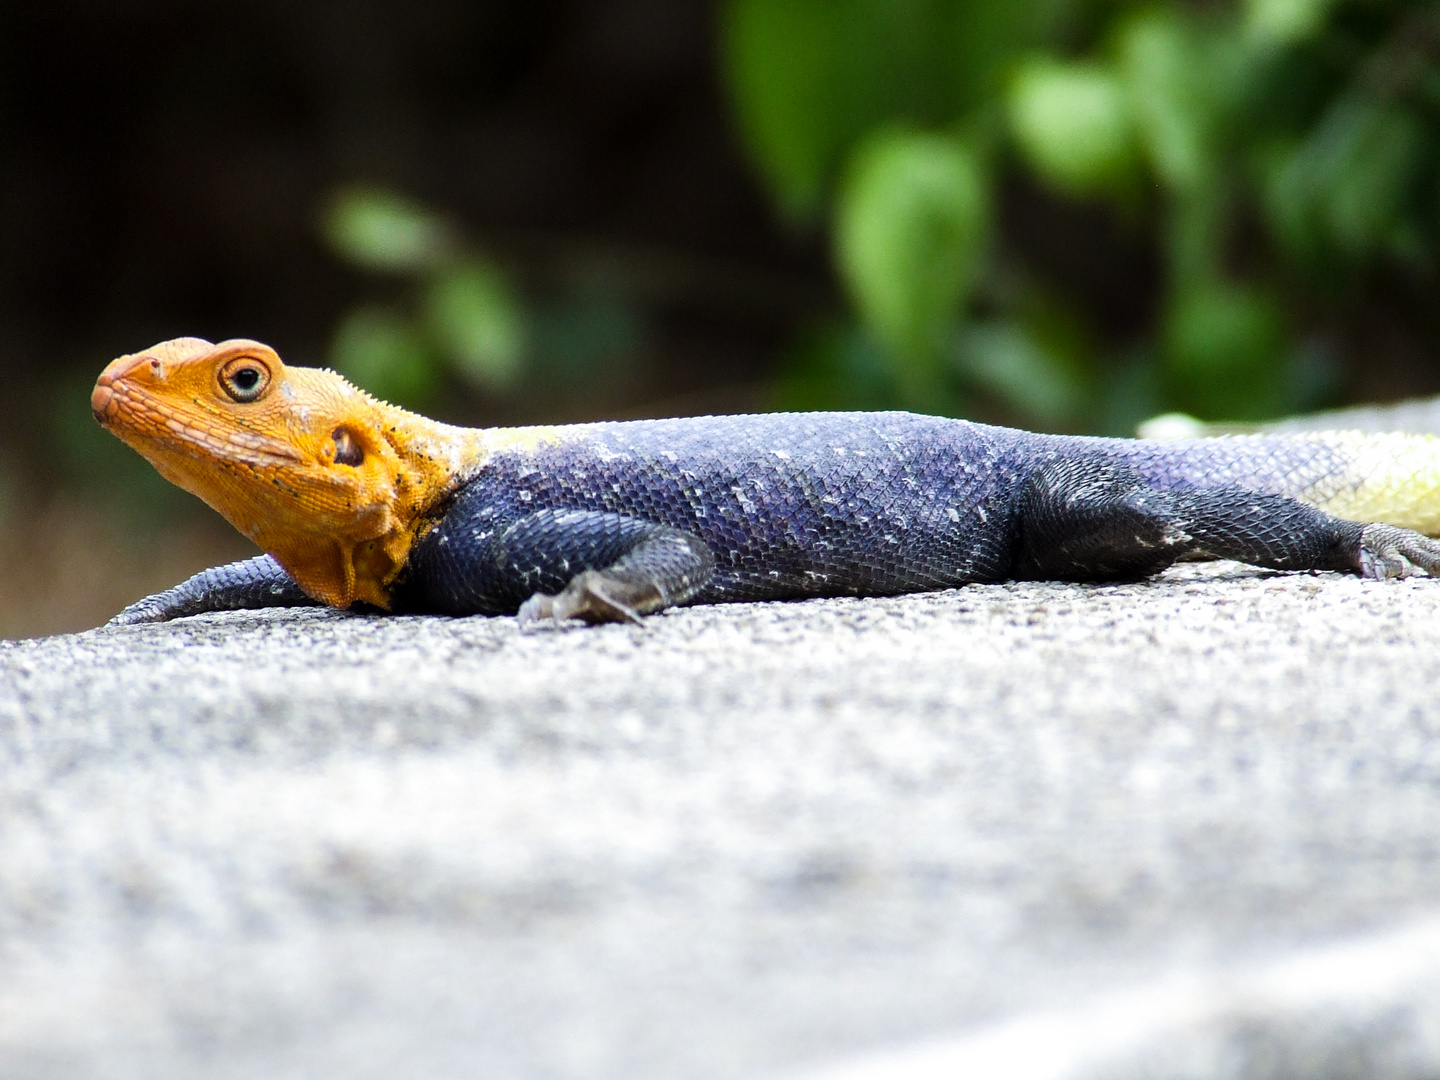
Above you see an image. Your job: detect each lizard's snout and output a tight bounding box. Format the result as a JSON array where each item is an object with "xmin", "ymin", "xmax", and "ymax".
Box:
[
  {"xmin": 90, "ymin": 364, "xmax": 129, "ymax": 422},
  {"xmin": 90, "ymin": 377, "xmax": 114, "ymax": 421},
  {"xmin": 92, "ymin": 353, "xmax": 162, "ymax": 422}
]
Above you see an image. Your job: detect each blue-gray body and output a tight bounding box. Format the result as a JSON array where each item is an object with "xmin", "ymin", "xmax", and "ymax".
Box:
[{"xmin": 402, "ymin": 412, "xmax": 1353, "ymax": 614}]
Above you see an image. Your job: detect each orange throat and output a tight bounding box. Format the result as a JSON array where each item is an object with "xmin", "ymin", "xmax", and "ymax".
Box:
[{"xmin": 93, "ymin": 337, "xmax": 488, "ymax": 609}]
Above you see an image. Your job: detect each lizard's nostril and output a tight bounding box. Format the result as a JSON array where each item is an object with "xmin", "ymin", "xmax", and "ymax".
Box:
[{"xmin": 96, "ymin": 353, "xmax": 150, "ymax": 386}]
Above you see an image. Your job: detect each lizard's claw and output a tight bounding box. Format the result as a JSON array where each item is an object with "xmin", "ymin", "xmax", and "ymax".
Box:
[
  {"xmin": 517, "ymin": 570, "xmax": 648, "ymax": 628},
  {"xmin": 1358, "ymin": 524, "xmax": 1440, "ymax": 580},
  {"xmin": 516, "ymin": 592, "xmax": 558, "ymax": 628}
]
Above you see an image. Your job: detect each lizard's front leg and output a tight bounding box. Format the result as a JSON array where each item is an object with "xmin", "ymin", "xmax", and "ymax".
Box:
[
  {"xmin": 403, "ymin": 507, "xmax": 715, "ymax": 624},
  {"xmin": 108, "ymin": 554, "xmax": 319, "ymax": 625},
  {"xmin": 514, "ymin": 528, "xmax": 713, "ymax": 625}
]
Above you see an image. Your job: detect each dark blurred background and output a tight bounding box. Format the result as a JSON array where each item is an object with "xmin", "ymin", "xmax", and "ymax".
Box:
[{"xmin": 3, "ymin": 0, "xmax": 1439, "ymax": 636}]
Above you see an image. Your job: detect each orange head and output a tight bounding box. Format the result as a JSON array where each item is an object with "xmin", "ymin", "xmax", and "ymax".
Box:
[{"xmin": 93, "ymin": 337, "xmax": 480, "ymax": 609}]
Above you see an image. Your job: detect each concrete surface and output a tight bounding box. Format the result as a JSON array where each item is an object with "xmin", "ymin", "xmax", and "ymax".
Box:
[{"xmin": 2, "ymin": 562, "xmax": 1440, "ymax": 1079}]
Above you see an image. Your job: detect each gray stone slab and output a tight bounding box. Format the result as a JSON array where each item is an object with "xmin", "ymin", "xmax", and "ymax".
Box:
[{"xmin": 2, "ymin": 562, "xmax": 1440, "ymax": 1079}]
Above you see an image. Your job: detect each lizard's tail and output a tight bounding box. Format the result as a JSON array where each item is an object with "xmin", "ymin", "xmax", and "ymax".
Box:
[
  {"xmin": 1260, "ymin": 430, "xmax": 1440, "ymax": 538},
  {"xmin": 1100, "ymin": 427, "xmax": 1440, "ymax": 538}
]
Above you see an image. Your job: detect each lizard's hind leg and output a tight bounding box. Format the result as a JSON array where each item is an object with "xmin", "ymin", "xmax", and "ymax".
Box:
[{"xmin": 1011, "ymin": 456, "xmax": 1384, "ymax": 582}]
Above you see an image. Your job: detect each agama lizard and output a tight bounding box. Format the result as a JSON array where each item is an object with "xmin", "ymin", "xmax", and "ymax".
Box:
[{"xmin": 92, "ymin": 337, "xmax": 1440, "ymax": 626}]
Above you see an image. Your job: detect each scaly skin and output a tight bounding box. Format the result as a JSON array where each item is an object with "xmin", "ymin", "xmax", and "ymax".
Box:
[{"xmin": 92, "ymin": 338, "xmax": 1440, "ymax": 625}]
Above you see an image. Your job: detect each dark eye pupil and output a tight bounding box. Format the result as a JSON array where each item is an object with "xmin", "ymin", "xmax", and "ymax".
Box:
[{"xmin": 232, "ymin": 368, "xmax": 259, "ymax": 390}]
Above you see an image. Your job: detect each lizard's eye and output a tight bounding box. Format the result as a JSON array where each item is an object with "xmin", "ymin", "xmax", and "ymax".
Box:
[{"xmin": 219, "ymin": 357, "xmax": 271, "ymax": 403}]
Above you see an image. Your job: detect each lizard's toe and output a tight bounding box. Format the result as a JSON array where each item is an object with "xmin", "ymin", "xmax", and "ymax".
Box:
[
  {"xmin": 517, "ymin": 574, "xmax": 647, "ymax": 627},
  {"xmin": 516, "ymin": 591, "xmax": 559, "ymax": 628},
  {"xmin": 1359, "ymin": 524, "xmax": 1440, "ymax": 580},
  {"xmin": 106, "ymin": 600, "xmax": 170, "ymax": 626},
  {"xmin": 553, "ymin": 572, "xmax": 646, "ymax": 625}
]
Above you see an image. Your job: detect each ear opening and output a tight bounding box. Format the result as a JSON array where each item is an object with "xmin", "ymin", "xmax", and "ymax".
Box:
[{"xmin": 332, "ymin": 427, "xmax": 366, "ymax": 467}]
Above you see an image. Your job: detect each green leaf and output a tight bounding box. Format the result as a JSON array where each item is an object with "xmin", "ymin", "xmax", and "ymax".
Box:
[
  {"xmin": 322, "ymin": 187, "xmax": 451, "ymax": 273},
  {"xmin": 1280, "ymin": 98, "xmax": 1422, "ymax": 260},
  {"xmin": 1117, "ymin": 10, "xmax": 1211, "ymax": 191},
  {"xmin": 329, "ymin": 306, "xmax": 438, "ymax": 408},
  {"xmin": 723, "ymin": 0, "xmax": 964, "ymax": 221},
  {"xmin": 1008, "ymin": 58, "xmax": 1137, "ymax": 195},
  {"xmin": 1244, "ymin": 0, "xmax": 1335, "ymax": 45},
  {"xmin": 835, "ymin": 130, "xmax": 988, "ymax": 378},
  {"xmin": 422, "ymin": 261, "xmax": 527, "ymax": 394},
  {"xmin": 837, "ymin": 0, "xmax": 959, "ymax": 128},
  {"xmin": 1163, "ymin": 281, "xmax": 1286, "ymax": 420},
  {"xmin": 951, "ymin": 0, "xmax": 1071, "ymax": 114},
  {"xmin": 721, "ymin": 0, "xmax": 842, "ymax": 219}
]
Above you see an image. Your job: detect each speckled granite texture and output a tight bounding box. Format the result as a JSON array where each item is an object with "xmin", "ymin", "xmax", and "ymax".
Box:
[{"xmin": 2, "ymin": 562, "xmax": 1439, "ymax": 1079}]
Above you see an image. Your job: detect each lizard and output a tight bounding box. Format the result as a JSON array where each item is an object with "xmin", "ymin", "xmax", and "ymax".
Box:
[{"xmin": 92, "ymin": 337, "xmax": 1440, "ymax": 627}]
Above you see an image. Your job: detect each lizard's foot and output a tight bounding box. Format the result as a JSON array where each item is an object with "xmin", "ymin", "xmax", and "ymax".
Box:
[
  {"xmin": 1358, "ymin": 524, "xmax": 1440, "ymax": 580},
  {"xmin": 517, "ymin": 570, "xmax": 649, "ymax": 628}
]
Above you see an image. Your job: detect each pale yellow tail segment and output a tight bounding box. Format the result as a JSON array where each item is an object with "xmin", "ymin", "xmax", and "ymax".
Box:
[{"xmin": 1294, "ymin": 431, "xmax": 1440, "ymax": 537}]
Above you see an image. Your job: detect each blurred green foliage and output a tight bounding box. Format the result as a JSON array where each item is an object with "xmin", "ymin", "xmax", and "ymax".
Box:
[
  {"xmin": 52, "ymin": 373, "xmax": 198, "ymax": 528},
  {"xmin": 322, "ymin": 188, "xmax": 526, "ymax": 409},
  {"xmin": 725, "ymin": 0, "xmax": 1440, "ymax": 429},
  {"xmin": 322, "ymin": 188, "xmax": 454, "ymax": 273},
  {"xmin": 836, "ymin": 129, "xmax": 988, "ymax": 407},
  {"xmin": 321, "ymin": 188, "xmax": 640, "ymax": 414},
  {"xmin": 317, "ymin": 2, "xmax": 1440, "ymax": 432}
]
